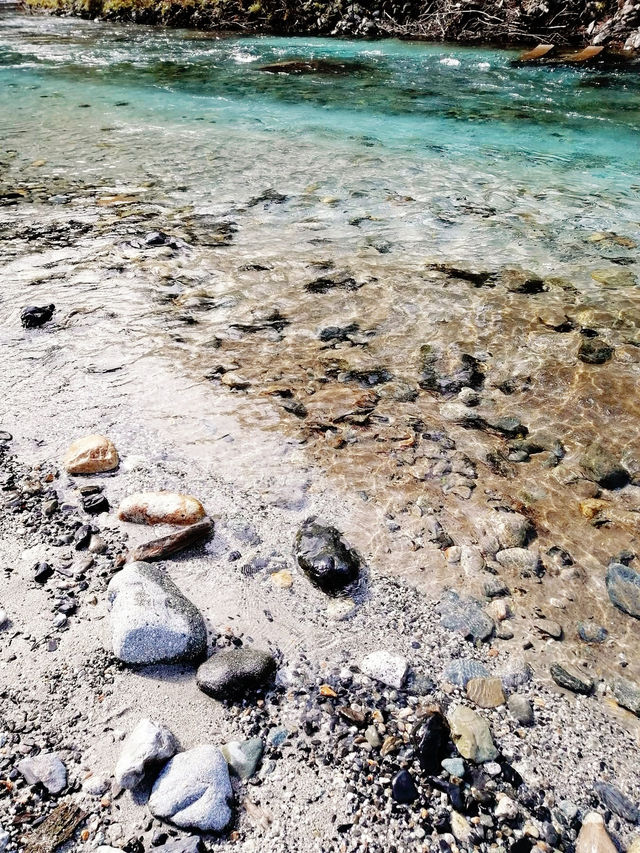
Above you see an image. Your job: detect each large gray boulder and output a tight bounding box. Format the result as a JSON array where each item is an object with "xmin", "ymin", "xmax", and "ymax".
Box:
[
  {"xmin": 107, "ymin": 562, "xmax": 207, "ymax": 665},
  {"xmin": 148, "ymin": 745, "xmax": 233, "ymax": 832}
]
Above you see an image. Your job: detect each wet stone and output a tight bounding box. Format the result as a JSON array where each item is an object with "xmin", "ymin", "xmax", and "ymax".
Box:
[
  {"xmin": 593, "ymin": 781, "xmax": 639, "ymax": 823},
  {"xmin": 606, "ymin": 562, "xmax": 640, "ymax": 618},
  {"xmin": 443, "ymin": 659, "xmax": 490, "ymax": 688},
  {"xmin": 550, "ymin": 662, "xmax": 594, "ymax": 695},
  {"xmin": 577, "ymin": 621, "xmax": 608, "ymax": 644},
  {"xmin": 496, "ymin": 548, "xmax": 542, "ymax": 576},
  {"xmin": 578, "ymin": 337, "xmax": 614, "ymax": 364},
  {"xmin": 294, "ymin": 518, "xmax": 360, "ymax": 594},
  {"xmin": 391, "ymin": 769, "xmax": 419, "ymax": 804},
  {"xmin": 580, "ymin": 442, "xmax": 629, "ymax": 489},
  {"xmin": 437, "ymin": 590, "xmax": 494, "ymax": 642},
  {"xmin": 484, "ymin": 577, "xmax": 510, "ymax": 598},
  {"xmin": 196, "ymin": 648, "xmax": 276, "ymax": 700},
  {"xmin": 412, "ymin": 706, "xmax": 450, "ymax": 773},
  {"xmin": 466, "ymin": 676, "xmax": 506, "ymax": 708},
  {"xmin": 20, "ymin": 303, "xmax": 55, "ymax": 328}
]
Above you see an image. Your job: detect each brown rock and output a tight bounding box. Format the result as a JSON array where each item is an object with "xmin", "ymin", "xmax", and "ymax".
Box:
[
  {"xmin": 126, "ymin": 518, "xmax": 213, "ymax": 562},
  {"xmin": 466, "ymin": 677, "xmax": 506, "ymax": 708},
  {"xmin": 118, "ymin": 491, "xmax": 206, "ymax": 525},
  {"xmin": 575, "ymin": 812, "xmax": 617, "ymax": 853},
  {"xmin": 63, "ymin": 434, "xmax": 118, "ymax": 474}
]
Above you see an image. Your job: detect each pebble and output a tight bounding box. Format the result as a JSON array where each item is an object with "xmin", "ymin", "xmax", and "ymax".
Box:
[
  {"xmin": 448, "ymin": 705, "xmax": 498, "ymax": 763},
  {"xmin": 495, "ymin": 548, "xmax": 542, "ymax": 575},
  {"xmin": 391, "ymin": 769, "xmax": 419, "ymax": 803},
  {"xmin": 148, "ymin": 745, "xmax": 233, "ymax": 832},
  {"xmin": 578, "ymin": 622, "xmax": 608, "ymax": 644},
  {"xmin": 575, "ymin": 812, "xmax": 617, "ymax": 853},
  {"xmin": 359, "ymin": 649, "xmax": 408, "ymax": 689},
  {"xmin": 507, "ymin": 694, "xmax": 534, "ymax": 726},
  {"xmin": 115, "ymin": 718, "xmax": 178, "ymax": 790},
  {"xmin": 580, "ymin": 442, "xmax": 629, "ymax": 489},
  {"xmin": 466, "ymin": 676, "xmax": 506, "ymax": 708},
  {"xmin": 63, "ymin": 434, "xmax": 119, "ymax": 474},
  {"xmin": 326, "ymin": 597, "xmax": 357, "ymax": 620},
  {"xmin": 606, "ymin": 562, "xmax": 640, "ymax": 619},
  {"xmin": 611, "ymin": 675, "xmax": 640, "ymax": 716},
  {"xmin": 495, "ymin": 794, "xmax": 519, "ymax": 820},
  {"xmin": 413, "ymin": 707, "xmax": 450, "ymax": 773},
  {"xmin": 443, "ymin": 658, "xmax": 489, "ymax": 687},
  {"xmin": 437, "ymin": 589, "xmax": 494, "ymax": 642},
  {"xmin": 442, "ymin": 758, "xmax": 465, "ymax": 777},
  {"xmin": 451, "ymin": 810, "xmax": 473, "ymax": 843},
  {"xmin": 550, "ymin": 662, "xmax": 594, "ymax": 695},
  {"xmin": 294, "ymin": 518, "xmax": 360, "ymax": 593},
  {"xmin": 493, "ymin": 513, "xmax": 532, "ymax": 549},
  {"xmin": 107, "ymin": 562, "xmax": 207, "ymax": 664},
  {"xmin": 118, "ymin": 491, "xmax": 206, "ymax": 525},
  {"xmin": 534, "ymin": 619, "xmax": 563, "ymax": 640},
  {"xmin": 17, "ymin": 752, "xmax": 67, "ymax": 793},
  {"xmin": 220, "ymin": 738, "xmax": 264, "ymax": 779},
  {"xmin": 196, "ymin": 648, "xmax": 276, "ymax": 700},
  {"xmin": 0, "ymin": 608, "xmax": 7, "ymax": 629},
  {"xmin": 20, "ymin": 303, "xmax": 55, "ymax": 329},
  {"xmin": 157, "ymin": 839, "xmax": 203, "ymax": 853}
]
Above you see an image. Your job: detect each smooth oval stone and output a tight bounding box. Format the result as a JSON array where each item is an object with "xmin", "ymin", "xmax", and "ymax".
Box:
[
  {"xmin": 63, "ymin": 434, "xmax": 119, "ymax": 474},
  {"xmin": 580, "ymin": 443, "xmax": 629, "ymax": 489},
  {"xmin": 466, "ymin": 676, "xmax": 506, "ymax": 708},
  {"xmin": 550, "ymin": 662, "xmax": 594, "ymax": 695},
  {"xmin": 606, "ymin": 563, "xmax": 640, "ymax": 618},
  {"xmin": 118, "ymin": 491, "xmax": 206, "ymax": 525},
  {"xmin": 495, "ymin": 548, "xmax": 542, "ymax": 575},
  {"xmin": 578, "ymin": 622, "xmax": 608, "ymax": 644},
  {"xmin": 107, "ymin": 562, "xmax": 207, "ymax": 665},
  {"xmin": 391, "ymin": 769, "xmax": 419, "ymax": 804},
  {"xmin": 593, "ymin": 781, "xmax": 639, "ymax": 823},
  {"xmin": 448, "ymin": 705, "xmax": 498, "ymax": 763},
  {"xmin": 149, "ymin": 745, "xmax": 232, "ymax": 832},
  {"xmin": 575, "ymin": 812, "xmax": 617, "ymax": 853},
  {"xmin": 294, "ymin": 518, "xmax": 359, "ymax": 594},
  {"xmin": 17, "ymin": 753, "xmax": 67, "ymax": 793},
  {"xmin": 443, "ymin": 659, "xmax": 490, "ymax": 688},
  {"xmin": 196, "ymin": 648, "xmax": 276, "ymax": 700}
]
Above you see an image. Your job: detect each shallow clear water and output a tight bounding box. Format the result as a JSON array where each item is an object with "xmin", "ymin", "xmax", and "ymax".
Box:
[{"xmin": 1, "ymin": 10, "xmax": 640, "ymax": 679}]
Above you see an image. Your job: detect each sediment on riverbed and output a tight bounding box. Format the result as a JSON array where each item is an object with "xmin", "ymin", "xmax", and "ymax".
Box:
[{"xmin": 21, "ymin": 0, "xmax": 640, "ymax": 50}]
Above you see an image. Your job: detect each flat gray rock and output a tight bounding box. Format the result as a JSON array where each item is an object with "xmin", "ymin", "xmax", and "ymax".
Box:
[
  {"xmin": 606, "ymin": 562, "xmax": 640, "ymax": 619},
  {"xmin": 149, "ymin": 745, "xmax": 233, "ymax": 832},
  {"xmin": 495, "ymin": 548, "xmax": 542, "ymax": 575},
  {"xmin": 196, "ymin": 648, "xmax": 276, "ymax": 700},
  {"xmin": 115, "ymin": 718, "xmax": 178, "ymax": 790},
  {"xmin": 611, "ymin": 675, "xmax": 640, "ymax": 716},
  {"xmin": 438, "ymin": 590, "xmax": 494, "ymax": 642},
  {"xmin": 593, "ymin": 781, "xmax": 638, "ymax": 823},
  {"xmin": 443, "ymin": 659, "xmax": 490, "ymax": 688},
  {"xmin": 17, "ymin": 753, "xmax": 67, "ymax": 793},
  {"xmin": 107, "ymin": 562, "xmax": 207, "ymax": 665}
]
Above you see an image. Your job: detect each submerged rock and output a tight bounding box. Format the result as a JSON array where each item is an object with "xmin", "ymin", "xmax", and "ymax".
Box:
[
  {"xmin": 18, "ymin": 753, "xmax": 66, "ymax": 794},
  {"xmin": 438, "ymin": 590, "xmax": 494, "ymax": 642},
  {"xmin": 107, "ymin": 562, "xmax": 207, "ymax": 665},
  {"xmin": 196, "ymin": 648, "xmax": 276, "ymax": 700},
  {"xmin": 259, "ymin": 58, "xmax": 368, "ymax": 75},
  {"xmin": 495, "ymin": 547, "xmax": 542, "ymax": 576},
  {"xmin": 359, "ymin": 650, "xmax": 407, "ymax": 689},
  {"xmin": 127, "ymin": 518, "xmax": 213, "ymax": 563},
  {"xmin": 418, "ymin": 344, "xmax": 483, "ymax": 395},
  {"xmin": 580, "ymin": 442, "xmax": 629, "ymax": 489},
  {"xmin": 294, "ymin": 518, "xmax": 360, "ymax": 594},
  {"xmin": 115, "ymin": 718, "xmax": 178, "ymax": 790},
  {"xmin": 578, "ymin": 621, "xmax": 608, "ymax": 644},
  {"xmin": 578, "ymin": 337, "xmax": 614, "ymax": 364},
  {"xmin": 63, "ymin": 434, "xmax": 119, "ymax": 474},
  {"xmin": 20, "ymin": 304, "xmax": 55, "ymax": 328},
  {"xmin": 448, "ymin": 705, "xmax": 498, "ymax": 763},
  {"xmin": 149, "ymin": 745, "xmax": 233, "ymax": 832},
  {"xmin": 118, "ymin": 491, "xmax": 206, "ymax": 525},
  {"xmin": 550, "ymin": 662, "xmax": 594, "ymax": 695},
  {"xmin": 606, "ymin": 562, "xmax": 640, "ymax": 618},
  {"xmin": 575, "ymin": 812, "xmax": 617, "ymax": 853},
  {"xmin": 493, "ymin": 513, "xmax": 533, "ymax": 549}
]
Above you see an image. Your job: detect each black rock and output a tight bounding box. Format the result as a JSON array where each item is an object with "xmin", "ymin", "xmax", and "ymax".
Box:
[
  {"xmin": 579, "ymin": 338, "xmax": 613, "ymax": 364},
  {"xmin": 20, "ymin": 304, "xmax": 55, "ymax": 329},
  {"xmin": 74, "ymin": 524, "xmax": 92, "ymax": 549},
  {"xmin": 0, "ymin": 431, "xmax": 12, "ymax": 442},
  {"xmin": 144, "ymin": 231, "xmax": 171, "ymax": 247},
  {"xmin": 294, "ymin": 518, "xmax": 360, "ymax": 594},
  {"xmin": 82, "ymin": 493, "xmax": 109, "ymax": 515},
  {"xmin": 412, "ymin": 708, "xmax": 450, "ymax": 774},
  {"xmin": 196, "ymin": 648, "xmax": 276, "ymax": 700},
  {"xmin": 391, "ymin": 769, "xmax": 419, "ymax": 804},
  {"xmin": 550, "ymin": 662, "xmax": 594, "ymax": 695},
  {"xmin": 593, "ymin": 781, "xmax": 639, "ymax": 823},
  {"xmin": 34, "ymin": 562, "xmax": 53, "ymax": 583}
]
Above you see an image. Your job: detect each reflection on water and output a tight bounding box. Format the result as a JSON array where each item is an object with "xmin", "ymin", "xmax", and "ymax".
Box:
[{"xmin": 1, "ymin": 11, "xmax": 639, "ymax": 685}]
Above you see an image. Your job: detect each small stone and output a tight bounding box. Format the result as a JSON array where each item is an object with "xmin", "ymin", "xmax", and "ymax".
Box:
[
  {"xmin": 466, "ymin": 677, "xmax": 506, "ymax": 708},
  {"xmin": 606, "ymin": 563, "xmax": 640, "ymax": 619},
  {"xmin": 82, "ymin": 774, "xmax": 111, "ymax": 796},
  {"xmin": 578, "ymin": 622, "xmax": 608, "ymax": 644},
  {"xmin": 580, "ymin": 443, "xmax": 628, "ymax": 489},
  {"xmin": 438, "ymin": 590, "xmax": 494, "ymax": 642},
  {"xmin": 593, "ymin": 781, "xmax": 639, "ymax": 823},
  {"xmin": 270, "ymin": 569, "xmax": 293, "ymax": 588},
  {"xmin": 88, "ymin": 535, "xmax": 108, "ymax": 554},
  {"xmin": 115, "ymin": 718, "xmax": 178, "ymax": 790},
  {"xmin": 484, "ymin": 577, "xmax": 510, "ymax": 598},
  {"xmin": 448, "ymin": 705, "xmax": 498, "ymax": 763},
  {"xmin": 107, "ymin": 562, "xmax": 207, "ymax": 665},
  {"xmin": 578, "ymin": 338, "xmax": 613, "ymax": 364},
  {"xmin": 413, "ymin": 706, "xmax": 450, "ymax": 773},
  {"xmin": 33, "ymin": 561, "xmax": 53, "ymax": 584},
  {"xmin": 451, "ymin": 811, "xmax": 473, "ymax": 844},
  {"xmin": 360, "ymin": 650, "xmax": 408, "ymax": 689},
  {"xmin": 20, "ymin": 304, "xmax": 55, "ymax": 328},
  {"xmin": 493, "ymin": 513, "xmax": 532, "ymax": 549},
  {"xmin": 496, "ymin": 548, "xmax": 542, "ymax": 575},
  {"xmin": 443, "ymin": 659, "xmax": 490, "ymax": 688},
  {"xmin": 326, "ymin": 597, "xmax": 357, "ymax": 620},
  {"xmin": 294, "ymin": 518, "xmax": 360, "ymax": 594},
  {"xmin": 534, "ymin": 620, "xmax": 563, "ymax": 640},
  {"xmin": 365, "ymin": 726, "xmax": 382, "ymax": 748},
  {"xmin": 158, "ymin": 838, "xmax": 204, "ymax": 853},
  {"xmin": 495, "ymin": 794, "xmax": 519, "ymax": 820},
  {"xmin": 611, "ymin": 675, "xmax": 640, "ymax": 716},
  {"xmin": 507, "ymin": 694, "xmax": 534, "ymax": 726},
  {"xmin": 460, "ymin": 545, "xmax": 484, "ymax": 573},
  {"xmin": 0, "ymin": 608, "xmax": 8, "ymax": 629},
  {"xmin": 500, "ymin": 657, "xmax": 533, "ymax": 690},
  {"xmin": 63, "ymin": 434, "xmax": 118, "ymax": 474},
  {"xmin": 82, "ymin": 493, "xmax": 110, "ymax": 515},
  {"xmin": 118, "ymin": 491, "xmax": 206, "ymax": 525},
  {"xmin": 391, "ymin": 769, "xmax": 419, "ymax": 804},
  {"xmin": 220, "ymin": 738, "xmax": 264, "ymax": 779},
  {"xmin": 196, "ymin": 648, "xmax": 276, "ymax": 700},
  {"xmin": 442, "ymin": 758, "xmax": 465, "ymax": 777},
  {"xmin": 18, "ymin": 753, "xmax": 67, "ymax": 793},
  {"xmin": 149, "ymin": 745, "xmax": 233, "ymax": 832},
  {"xmin": 550, "ymin": 662, "xmax": 594, "ymax": 695},
  {"xmin": 575, "ymin": 812, "xmax": 617, "ymax": 853}
]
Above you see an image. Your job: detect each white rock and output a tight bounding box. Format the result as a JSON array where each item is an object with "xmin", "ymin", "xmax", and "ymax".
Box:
[
  {"xmin": 495, "ymin": 794, "xmax": 519, "ymax": 820},
  {"xmin": 82, "ymin": 774, "xmax": 111, "ymax": 796},
  {"xmin": 115, "ymin": 718, "xmax": 178, "ymax": 790},
  {"xmin": 326, "ymin": 597, "xmax": 357, "ymax": 621},
  {"xmin": 17, "ymin": 753, "xmax": 67, "ymax": 793},
  {"xmin": 0, "ymin": 608, "xmax": 7, "ymax": 629},
  {"xmin": 107, "ymin": 562, "xmax": 207, "ymax": 665},
  {"xmin": 576, "ymin": 812, "xmax": 617, "ymax": 853},
  {"xmin": 149, "ymin": 745, "xmax": 233, "ymax": 831},
  {"xmin": 360, "ymin": 650, "xmax": 408, "ymax": 689},
  {"xmin": 63, "ymin": 434, "xmax": 118, "ymax": 474},
  {"xmin": 460, "ymin": 545, "xmax": 484, "ymax": 573}
]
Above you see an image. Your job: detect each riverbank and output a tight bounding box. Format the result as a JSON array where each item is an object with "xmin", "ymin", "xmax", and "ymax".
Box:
[{"xmin": 20, "ymin": 0, "xmax": 640, "ymax": 49}]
